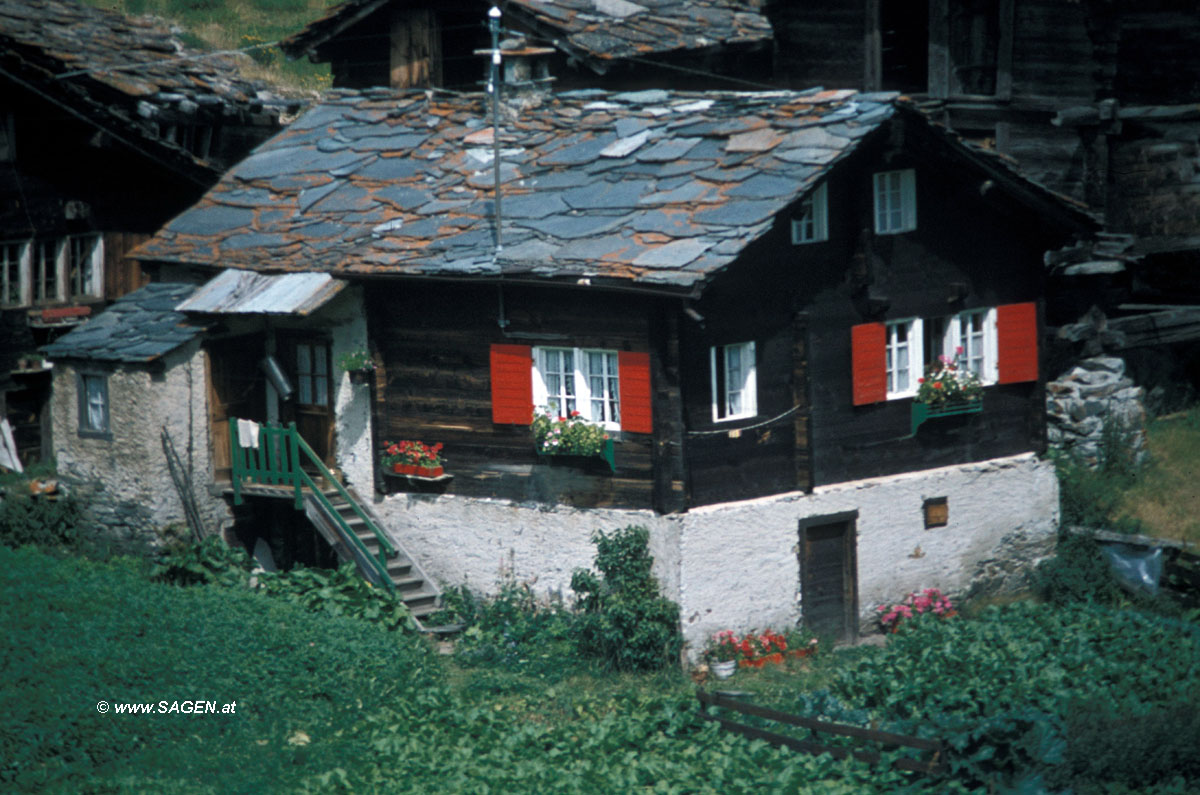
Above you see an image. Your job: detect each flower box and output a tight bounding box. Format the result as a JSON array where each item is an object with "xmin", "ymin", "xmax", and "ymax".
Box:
[
  {"xmin": 392, "ymin": 463, "xmax": 417, "ymax": 475},
  {"xmin": 416, "ymin": 465, "xmax": 444, "ymax": 478},
  {"xmin": 910, "ymin": 399, "xmax": 982, "ymax": 434}
]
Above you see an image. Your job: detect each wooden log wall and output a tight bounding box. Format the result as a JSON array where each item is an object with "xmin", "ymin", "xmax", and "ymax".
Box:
[{"xmin": 368, "ymin": 282, "xmax": 674, "ymax": 511}]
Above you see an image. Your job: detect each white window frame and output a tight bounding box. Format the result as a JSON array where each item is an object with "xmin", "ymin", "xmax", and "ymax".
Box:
[
  {"xmin": 295, "ymin": 342, "xmax": 331, "ymax": 407},
  {"xmin": 1, "ymin": 240, "xmax": 29, "ymax": 308},
  {"xmin": 873, "ymin": 169, "xmax": 917, "ymax": 235},
  {"xmin": 923, "ymin": 310, "xmax": 999, "ymax": 385},
  {"xmin": 67, "ymin": 234, "xmax": 103, "ymax": 300},
  {"xmin": 532, "ymin": 346, "xmax": 621, "ymax": 429},
  {"xmin": 33, "ymin": 238, "xmax": 64, "ymax": 304},
  {"xmin": 791, "ymin": 182, "xmax": 828, "ymax": 244},
  {"xmin": 886, "ymin": 319, "xmax": 922, "ymax": 398},
  {"xmin": 710, "ymin": 341, "xmax": 757, "ymax": 422}
]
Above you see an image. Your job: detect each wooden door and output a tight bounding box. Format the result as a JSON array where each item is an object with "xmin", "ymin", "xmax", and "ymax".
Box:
[
  {"xmin": 207, "ymin": 335, "xmax": 266, "ymax": 476},
  {"xmin": 278, "ymin": 336, "xmax": 334, "ymax": 465},
  {"xmin": 799, "ymin": 512, "xmax": 859, "ymax": 642}
]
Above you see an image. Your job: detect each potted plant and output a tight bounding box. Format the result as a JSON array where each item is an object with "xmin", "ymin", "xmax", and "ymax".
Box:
[
  {"xmin": 338, "ymin": 349, "xmax": 375, "ymax": 383},
  {"xmin": 911, "ymin": 347, "xmax": 984, "ymax": 432},
  {"xmin": 705, "ymin": 630, "xmax": 742, "ymax": 679},
  {"xmin": 381, "ymin": 440, "xmax": 444, "ymax": 478},
  {"xmin": 531, "ymin": 408, "xmax": 615, "ymax": 472}
]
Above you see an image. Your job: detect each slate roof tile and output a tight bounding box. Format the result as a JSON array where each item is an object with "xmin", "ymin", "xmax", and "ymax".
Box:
[
  {"xmin": 134, "ymin": 87, "xmax": 1086, "ymax": 293},
  {"xmin": 40, "ymin": 283, "xmax": 201, "ymax": 363},
  {"xmin": 0, "ymin": 0, "xmax": 292, "ymax": 176}
]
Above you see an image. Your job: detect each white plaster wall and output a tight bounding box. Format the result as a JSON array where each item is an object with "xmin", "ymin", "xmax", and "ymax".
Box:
[
  {"xmin": 372, "ymin": 494, "xmax": 680, "ymax": 602},
  {"xmin": 325, "ymin": 286, "xmax": 374, "ymax": 492},
  {"xmin": 50, "ymin": 344, "xmax": 231, "ymax": 542},
  {"xmin": 675, "ymin": 452, "xmax": 1058, "ymax": 656},
  {"xmin": 365, "ymin": 452, "xmax": 1055, "ymax": 662}
]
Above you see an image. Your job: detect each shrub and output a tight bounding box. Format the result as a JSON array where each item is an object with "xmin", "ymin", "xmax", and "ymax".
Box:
[
  {"xmin": 572, "ymin": 525, "xmax": 681, "ymax": 672},
  {"xmin": 1057, "ymin": 700, "xmax": 1200, "ymax": 790},
  {"xmin": 150, "ymin": 535, "xmax": 253, "ymax": 587},
  {"xmin": 451, "ymin": 580, "xmax": 579, "ymax": 676},
  {"xmin": 1032, "ymin": 532, "xmax": 1125, "ymax": 606},
  {"xmin": 0, "ymin": 489, "xmax": 82, "ymax": 550},
  {"xmin": 255, "ymin": 563, "xmax": 417, "ymax": 634}
]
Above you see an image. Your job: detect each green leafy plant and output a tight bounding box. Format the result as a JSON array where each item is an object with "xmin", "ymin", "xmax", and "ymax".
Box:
[
  {"xmin": 150, "ymin": 535, "xmax": 253, "ymax": 587},
  {"xmin": 336, "ymin": 349, "xmax": 374, "ymax": 372},
  {"xmin": 571, "ymin": 525, "xmax": 681, "ymax": 672},
  {"xmin": 0, "ymin": 487, "xmax": 82, "ymax": 550},
  {"xmin": 532, "ymin": 408, "xmax": 610, "ymax": 457},
  {"xmin": 255, "ymin": 563, "xmax": 417, "ymax": 634},
  {"xmin": 451, "ymin": 580, "xmax": 580, "ymax": 676},
  {"xmin": 916, "ymin": 349, "xmax": 983, "ymax": 406}
]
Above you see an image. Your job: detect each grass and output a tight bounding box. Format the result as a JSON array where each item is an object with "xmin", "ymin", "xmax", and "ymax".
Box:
[
  {"xmin": 1115, "ymin": 405, "xmax": 1200, "ymax": 544},
  {"xmin": 78, "ymin": 0, "xmax": 339, "ymax": 94}
]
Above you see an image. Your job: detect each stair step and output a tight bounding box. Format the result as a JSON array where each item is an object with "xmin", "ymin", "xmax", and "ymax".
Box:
[{"xmin": 391, "ymin": 575, "xmax": 425, "ymax": 591}]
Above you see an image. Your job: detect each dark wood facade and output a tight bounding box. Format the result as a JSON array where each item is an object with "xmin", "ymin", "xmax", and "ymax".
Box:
[{"xmin": 367, "ymin": 115, "xmax": 1081, "ymax": 513}]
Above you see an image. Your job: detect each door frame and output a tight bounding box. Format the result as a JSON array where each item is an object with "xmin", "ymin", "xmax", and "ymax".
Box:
[{"xmin": 798, "ymin": 510, "xmax": 860, "ymax": 643}]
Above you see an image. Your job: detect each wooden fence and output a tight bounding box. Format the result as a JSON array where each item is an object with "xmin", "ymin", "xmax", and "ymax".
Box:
[{"xmin": 697, "ymin": 690, "xmax": 946, "ymax": 775}]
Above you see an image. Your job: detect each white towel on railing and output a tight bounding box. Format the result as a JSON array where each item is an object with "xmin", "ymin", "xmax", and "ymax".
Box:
[{"xmin": 237, "ymin": 419, "xmax": 260, "ymax": 449}]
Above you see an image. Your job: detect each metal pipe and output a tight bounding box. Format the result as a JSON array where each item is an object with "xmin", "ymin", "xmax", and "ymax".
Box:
[{"xmin": 489, "ymin": 5, "xmax": 503, "ymax": 252}]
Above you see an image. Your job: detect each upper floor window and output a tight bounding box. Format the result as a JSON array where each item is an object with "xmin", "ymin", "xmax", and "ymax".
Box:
[
  {"xmin": 791, "ymin": 183, "xmax": 828, "ymax": 244},
  {"xmin": 873, "ymin": 169, "xmax": 916, "ymax": 235},
  {"xmin": 34, "ymin": 239, "xmax": 61, "ymax": 304},
  {"xmin": 533, "ymin": 346, "xmax": 620, "ymax": 428},
  {"xmin": 886, "ymin": 319, "xmax": 921, "ymax": 398},
  {"xmin": 1, "ymin": 241, "xmax": 26, "ymax": 307},
  {"xmin": 711, "ymin": 341, "xmax": 757, "ymax": 422},
  {"xmin": 77, "ymin": 372, "xmax": 110, "ymax": 437},
  {"xmin": 68, "ymin": 234, "xmax": 102, "ymax": 299}
]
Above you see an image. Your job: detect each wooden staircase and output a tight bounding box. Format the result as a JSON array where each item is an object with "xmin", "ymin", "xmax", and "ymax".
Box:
[
  {"xmin": 306, "ymin": 487, "xmax": 440, "ymax": 622},
  {"xmin": 228, "ymin": 419, "xmax": 441, "ymax": 625}
]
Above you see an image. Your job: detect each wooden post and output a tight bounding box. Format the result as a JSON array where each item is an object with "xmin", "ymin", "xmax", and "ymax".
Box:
[{"xmin": 390, "ymin": 8, "xmax": 441, "ymax": 89}]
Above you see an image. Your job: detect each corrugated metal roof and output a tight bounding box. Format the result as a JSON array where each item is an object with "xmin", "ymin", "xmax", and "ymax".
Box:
[{"xmin": 175, "ymin": 269, "xmax": 347, "ymax": 315}]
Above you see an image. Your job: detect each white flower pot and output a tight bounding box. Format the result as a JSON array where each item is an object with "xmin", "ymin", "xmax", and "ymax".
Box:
[{"xmin": 711, "ymin": 660, "xmax": 737, "ymax": 679}]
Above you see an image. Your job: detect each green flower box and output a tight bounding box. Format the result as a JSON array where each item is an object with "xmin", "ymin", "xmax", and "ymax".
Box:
[{"xmin": 911, "ymin": 399, "xmax": 982, "ymax": 435}]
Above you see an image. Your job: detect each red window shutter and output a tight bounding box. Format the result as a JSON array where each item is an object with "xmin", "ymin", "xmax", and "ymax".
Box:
[
  {"xmin": 851, "ymin": 323, "xmax": 887, "ymax": 406},
  {"xmin": 997, "ymin": 302, "xmax": 1039, "ymax": 384},
  {"xmin": 618, "ymin": 351, "xmax": 653, "ymax": 434},
  {"xmin": 490, "ymin": 344, "xmax": 533, "ymax": 424}
]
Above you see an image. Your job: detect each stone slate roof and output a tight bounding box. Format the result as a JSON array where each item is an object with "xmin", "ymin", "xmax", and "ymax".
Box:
[
  {"xmin": 281, "ymin": 0, "xmax": 772, "ymax": 71},
  {"xmin": 505, "ymin": 0, "xmax": 772, "ymax": 67},
  {"xmin": 136, "ymin": 86, "xmax": 1092, "ymax": 293},
  {"xmin": 136, "ymin": 87, "xmax": 900, "ymax": 291},
  {"xmin": 41, "ymin": 282, "xmax": 202, "ymax": 363},
  {"xmin": 0, "ymin": 0, "xmax": 293, "ymax": 178}
]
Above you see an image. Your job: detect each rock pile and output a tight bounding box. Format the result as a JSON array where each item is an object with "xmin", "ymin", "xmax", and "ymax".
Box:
[{"xmin": 1046, "ymin": 356, "xmax": 1146, "ymax": 468}]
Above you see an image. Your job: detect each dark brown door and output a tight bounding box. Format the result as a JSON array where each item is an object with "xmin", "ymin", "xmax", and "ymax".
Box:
[
  {"xmin": 278, "ymin": 336, "xmax": 334, "ymax": 465},
  {"xmin": 206, "ymin": 335, "xmax": 266, "ymax": 477},
  {"xmin": 799, "ymin": 513, "xmax": 859, "ymax": 642}
]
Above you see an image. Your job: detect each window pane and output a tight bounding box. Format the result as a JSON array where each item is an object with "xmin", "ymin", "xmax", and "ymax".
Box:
[
  {"xmin": 35, "ymin": 240, "xmax": 56, "ymax": 302},
  {"xmin": 83, "ymin": 375, "xmax": 106, "ymax": 431},
  {"xmin": 1, "ymin": 242, "xmax": 20, "ymax": 306}
]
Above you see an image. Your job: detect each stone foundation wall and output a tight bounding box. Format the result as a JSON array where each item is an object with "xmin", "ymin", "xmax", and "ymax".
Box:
[
  {"xmin": 372, "ymin": 453, "xmax": 1058, "ymax": 660},
  {"xmin": 1046, "ymin": 355, "xmax": 1147, "ymax": 467}
]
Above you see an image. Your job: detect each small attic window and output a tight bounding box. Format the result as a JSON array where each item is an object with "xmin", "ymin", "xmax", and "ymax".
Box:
[
  {"xmin": 791, "ymin": 183, "xmax": 828, "ymax": 244},
  {"xmin": 873, "ymin": 169, "xmax": 916, "ymax": 235}
]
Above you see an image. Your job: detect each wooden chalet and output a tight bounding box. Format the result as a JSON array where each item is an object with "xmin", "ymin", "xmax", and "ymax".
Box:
[
  {"xmin": 132, "ymin": 87, "xmax": 1091, "ymax": 515},
  {"xmin": 0, "ymin": 0, "xmax": 295, "ymax": 466},
  {"xmin": 280, "ymin": 0, "xmax": 775, "ymax": 92}
]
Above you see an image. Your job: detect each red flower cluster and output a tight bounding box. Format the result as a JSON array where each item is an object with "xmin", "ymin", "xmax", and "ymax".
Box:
[
  {"xmin": 382, "ymin": 440, "xmax": 443, "ymax": 468},
  {"xmin": 875, "ymin": 588, "xmax": 956, "ymax": 633}
]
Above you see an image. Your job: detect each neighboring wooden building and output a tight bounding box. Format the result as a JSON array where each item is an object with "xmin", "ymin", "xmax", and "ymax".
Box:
[
  {"xmin": 280, "ymin": 0, "xmax": 775, "ymax": 92},
  {"xmin": 110, "ymin": 87, "xmax": 1092, "ymax": 646},
  {"xmin": 0, "ymin": 0, "xmax": 296, "ymax": 465},
  {"xmin": 766, "ymin": 0, "xmax": 1200, "ymax": 319}
]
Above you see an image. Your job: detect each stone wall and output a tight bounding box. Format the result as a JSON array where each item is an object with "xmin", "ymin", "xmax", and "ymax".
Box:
[
  {"xmin": 49, "ymin": 344, "xmax": 231, "ymax": 546},
  {"xmin": 1045, "ymin": 355, "xmax": 1147, "ymax": 467}
]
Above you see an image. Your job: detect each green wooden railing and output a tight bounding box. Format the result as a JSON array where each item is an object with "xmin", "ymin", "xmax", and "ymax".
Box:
[{"xmin": 229, "ymin": 419, "xmax": 397, "ymax": 593}]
